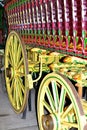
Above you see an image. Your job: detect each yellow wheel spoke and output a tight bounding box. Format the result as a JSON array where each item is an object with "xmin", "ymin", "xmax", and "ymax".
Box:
[
  {"xmin": 14, "ymin": 49, "xmax": 17, "ymax": 64},
  {"xmin": 10, "ymin": 78, "xmax": 15, "ymax": 93},
  {"xmin": 17, "ymin": 57, "xmax": 24, "ymax": 70},
  {"xmin": 14, "ymin": 36, "xmax": 18, "ymax": 65},
  {"xmin": 16, "ymin": 91, "xmax": 20, "ymax": 110},
  {"xmin": 6, "ymin": 78, "xmax": 12, "ymax": 93},
  {"xmin": 17, "ymin": 77, "xmax": 25, "ymax": 94},
  {"xmin": 17, "ymin": 43, "xmax": 22, "ymax": 65},
  {"xmin": 18, "ymin": 87, "xmax": 23, "ymax": 106},
  {"xmin": 61, "ymin": 104, "xmax": 73, "ymax": 119},
  {"xmin": 46, "ymin": 87, "xmax": 55, "ymax": 111},
  {"xmin": 11, "ymin": 37, "xmax": 15, "ymax": 63},
  {"xmin": 9, "ymin": 45, "xmax": 14, "ymax": 65},
  {"xmin": 17, "ymin": 78, "xmax": 24, "ymax": 106},
  {"xmin": 42, "ymin": 100, "xmax": 53, "ymax": 113},
  {"xmin": 13, "ymin": 79, "xmax": 16, "ymax": 106},
  {"xmin": 62, "ymin": 128, "xmax": 68, "ymax": 130},
  {"xmin": 7, "ymin": 55, "xmax": 12, "ymax": 66},
  {"xmin": 14, "ymin": 35, "xmax": 18, "ymax": 44},
  {"xmin": 59, "ymin": 87, "xmax": 66, "ymax": 113},
  {"xmin": 62, "ymin": 121, "xmax": 78, "ymax": 128},
  {"xmin": 11, "ymin": 36, "xmax": 14, "ymax": 53},
  {"xmin": 15, "ymin": 79, "xmax": 20, "ymax": 109},
  {"xmin": 17, "ymin": 72, "xmax": 25, "ymax": 77},
  {"xmin": 51, "ymin": 80, "xmax": 59, "ymax": 111},
  {"xmin": 9, "ymin": 76, "xmax": 13, "ymax": 83}
]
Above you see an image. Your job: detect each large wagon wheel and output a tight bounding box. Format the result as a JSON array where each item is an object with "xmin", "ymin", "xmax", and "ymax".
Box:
[
  {"xmin": 37, "ymin": 72, "xmax": 86, "ymax": 130},
  {"xmin": 5, "ymin": 31, "xmax": 28, "ymax": 114}
]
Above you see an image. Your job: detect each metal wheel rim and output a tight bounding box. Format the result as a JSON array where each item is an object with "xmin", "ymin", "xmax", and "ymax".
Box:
[
  {"xmin": 37, "ymin": 72, "xmax": 86, "ymax": 130},
  {"xmin": 5, "ymin": 31, "xmax": 28, "ymax": 114}
]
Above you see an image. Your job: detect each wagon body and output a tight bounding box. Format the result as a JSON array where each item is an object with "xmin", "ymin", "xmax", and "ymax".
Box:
[
  {"xmin": 4, "ymin": 0, "xmax": 87, "ymax": 57},
  {"xmin": 4, "ymin": 0, "xmax": 87, "ymax": 130}
]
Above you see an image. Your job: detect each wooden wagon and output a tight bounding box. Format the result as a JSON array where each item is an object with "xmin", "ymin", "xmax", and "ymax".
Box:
[{"xmin": 4, "ymin": 0, "xmax": 87, "ymax": 129}]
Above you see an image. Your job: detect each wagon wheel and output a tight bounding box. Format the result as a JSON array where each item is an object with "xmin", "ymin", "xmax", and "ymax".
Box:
[
  {"xmin": 5, "ymin": 31, "xmax": 28, "ymax": 114},
  {"xmin": 37, "ymin": 72, "xmax": 86, "ymax": 130}
]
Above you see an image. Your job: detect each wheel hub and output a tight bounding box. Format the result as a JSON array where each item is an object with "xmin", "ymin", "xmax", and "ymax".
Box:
[
  {"xmin": 6, "ymin": 68, "xmax": 11, "ymax": 78},
  {"xmin": 42, "ymin": 113, "xmax": 59, "ymax": 130},
  {"xmin": 6, "ymin": 67, "xmax": 19, "ymax": 78}
]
